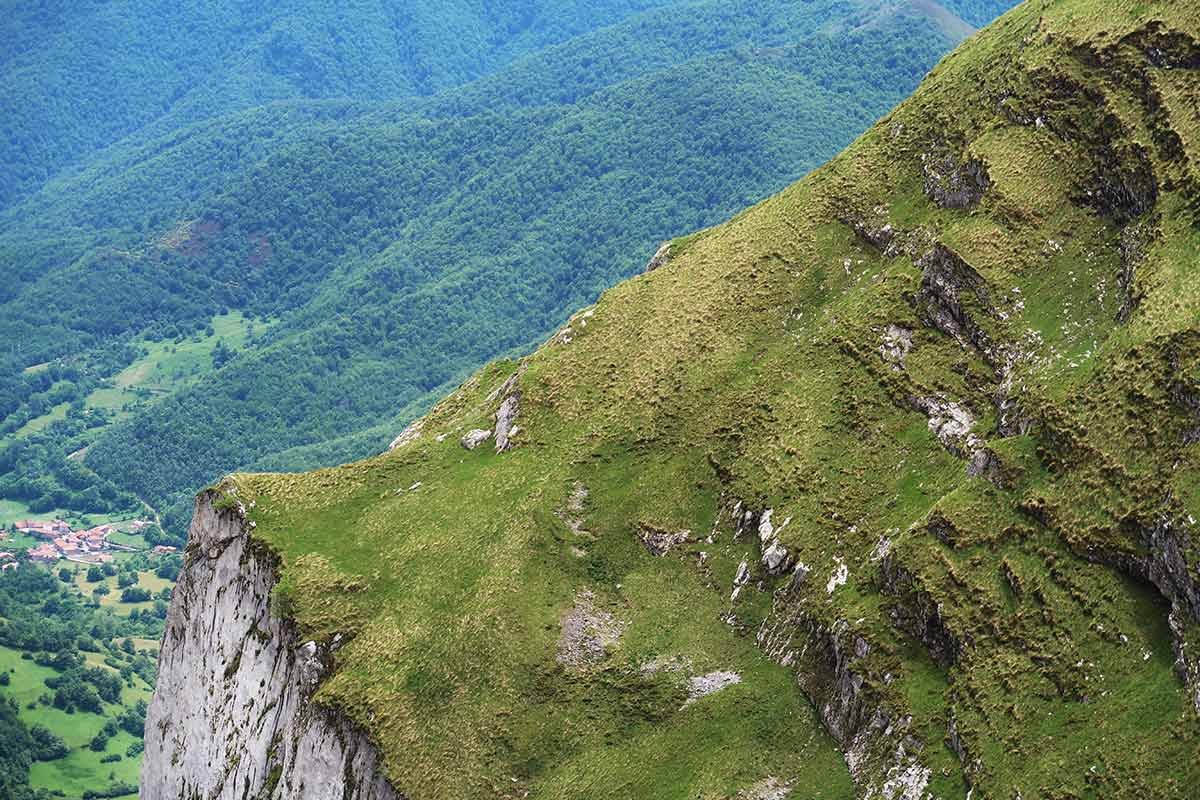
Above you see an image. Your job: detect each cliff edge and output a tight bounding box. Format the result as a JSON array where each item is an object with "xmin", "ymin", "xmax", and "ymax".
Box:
[{"xmin": 141, "ymin": 490, "xmax": 402, "ymax": 800}]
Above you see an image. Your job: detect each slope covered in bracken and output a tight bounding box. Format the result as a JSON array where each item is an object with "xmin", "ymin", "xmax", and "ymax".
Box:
[{"xmin": 213, "ymin": 0, "xmax": 1200, "ymax": 797}]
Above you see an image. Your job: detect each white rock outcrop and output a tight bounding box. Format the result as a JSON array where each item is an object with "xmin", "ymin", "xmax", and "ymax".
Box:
[
  {"xmin": 460, "ymin": 428, "xmax": 492, "ymax": 450},
  {"xmin": 141, "ymin": 490, "xmax": 403, "ymax": 800}
]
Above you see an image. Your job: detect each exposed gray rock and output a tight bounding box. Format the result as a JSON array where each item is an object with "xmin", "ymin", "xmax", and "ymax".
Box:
[
  {"xmin": 875, "ymin": 751, "xmax": 932, "ymax": 800},
  {"xmin": 639, "ymin": 654, "xmax": 692, "ymax": 677},
  {"xmin": 1101, "ymin": 514, "xmax": 1200, "ymax": 711},
  {"xmin": 638, "ymin": 525, "xmax": 691, "ymax": 556},
  {"xmin": 913, "ymin": 244, "xmax": 992, "ymax": 354},
  {"xmin": 1084, "ymin": 141, "xmax": 1158, "ymax": 225},
  {"xmin": 388, "ymin": 418, "xmax": 423, "ymax": 451},
  {"xmin": 880, "ymin": 553, "xmax": 963, "ymax": 668},
  {"xmin": 966, "ymin": 446, "xmax": 1005, "ymax": 486},
  {"xmin": 763, "ymin": 541, "xmax": 792, "ymax": 574},
  {"xmin": 913, "ymin": 395, "xmax": 986, "ymax": 465},
  {"xmin": 738, "ymin": 777, "xmax": 792, "ymax": 800},
  {"xmin": 1169, "ymin": 364, "xmax": 1200, "ymax": 445},
  {"xmin": 556, "ymin": 482, "xmax": 590, "ymax": 536},
  {"xmin": 644, "ymin": 241, "xmax": 672, "ymax": 273},
  {"xmin": 557, "ymin": 590, "xmax": 625, "ymax": 669},
  {"xmin": 460, "ymin": 428, "xmax": 492, "ymax": 450},
  {"xmin": 684, "ymin": 670, "xmax": 742, "ymax": 705},
  {"xmin": 485, "ymin": 371, "xmax": 521, "ymax": 404},
  {"xmin": 825, "ymin": 556, "xmax": 849, "ymax": 595},
  {"xmin": 1116, "ymin": 216, "xmax": 1156, "ymax": 322},
  {"xmin": 845, "ymin": 213, "xmax": 908, "ymax": 259},
  {"xmin": 790, "ymin": 561, "xmax": 811, "ymax": 588},
  {"xmin": 141, "ymin": 491, "xmax": 402, "ymax": 800},
  {"xmin": 494, "ymin": 391, "xmax": 521, "ymax": 452},
  {"xmin": 755, "ymin": 509, "xmax": 794, "ymax": 575},
  {"xmin": 922, "ymin": 147, "xmax": 991, "ymax": 209},
  {"xmin": 879, "ymin": 325, "xmax": 913, "ymax": 371},
  {"xmin": 758, "ymin": 589, "xmax": 934, "ymax": 800},
  {"xmin": 731, "ymin": 558, "xmax": 751, "ymax": 601}
]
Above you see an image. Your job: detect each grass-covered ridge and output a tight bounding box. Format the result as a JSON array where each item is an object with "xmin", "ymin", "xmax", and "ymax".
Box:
[
  {"xmin": 0, "ymin": 0, "xmax": 1018, "ymax": 542},
  {"xmin": 220, "ymin": 0, "xmax": 1197, "ymax": 797}
]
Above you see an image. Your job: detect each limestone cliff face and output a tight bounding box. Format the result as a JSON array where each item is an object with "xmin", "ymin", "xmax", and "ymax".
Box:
[{"xmin": 141, "ymin": 491, "xmax": 402, "ymax": 800}]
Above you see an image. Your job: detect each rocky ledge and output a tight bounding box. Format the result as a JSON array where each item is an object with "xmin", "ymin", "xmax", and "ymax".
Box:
[{"xmin": 140, "ymin": 490, "xmax": 402, "ymax": 800}]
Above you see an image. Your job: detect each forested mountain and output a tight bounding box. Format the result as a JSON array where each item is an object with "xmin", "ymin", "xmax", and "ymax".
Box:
[
  {"xmin": 0, "ymin": 0, "xmax": 677, "ymax": 209},
  {"xmin": 0, "ymin": 0, "xmax": 1020, "ymax": 543}
]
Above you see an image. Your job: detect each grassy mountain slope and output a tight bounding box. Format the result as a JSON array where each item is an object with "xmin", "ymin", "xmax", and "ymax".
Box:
[
  {"xmin": 223, "ymin": 0, "xmax": 1200, "ymax": 797},
  {"xmin": 0, "ymin": 1, "xmax": 1013, "ymax": 539}
]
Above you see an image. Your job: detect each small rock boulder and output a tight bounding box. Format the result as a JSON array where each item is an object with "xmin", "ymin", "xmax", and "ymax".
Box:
[
  {"xmin": 460, "ymin": 429, "xmax": 492, "ymax": 450},
  {"xmin": 638, "ymin": 525, "xmax": 690, "ymax": 556},
  {"xmin": 685, "ymin": 670, "xmax": 742, "ymax": 705}
]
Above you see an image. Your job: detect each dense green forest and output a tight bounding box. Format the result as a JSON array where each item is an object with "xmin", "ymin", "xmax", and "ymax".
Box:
[
  {"xmin": 0, "ymin": 0, "xmax": 1019, "ymax": 543},
  {"xmin": 0, "ymin": 0, "xmax": 677, "ymax": 209}
]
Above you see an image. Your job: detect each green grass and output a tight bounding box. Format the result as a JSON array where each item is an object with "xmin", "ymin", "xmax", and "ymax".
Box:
[
  {"xmin": 85, "ymin": 311, "xmax": 260, "ymax": 419},
  {"xmin": 14, "ymin": 401, "xmax": 69, "ymax": 438},
  {"xmin": 0, "ymin": 646, "xmax": 144, "ymax": 799},
  {"xmin": 0, "ymin": 499, "xmax": 35, "ymax": 526},
  {"xmin": 70, "ymin": 568, "xmax": 170, "ymax": 614},
  {"xmin": 217, "ymin": 3, "xmax": 1200, "ymax": 796},
  {"xmin": 105, "ymin": 530, "xmax": 148, "ymax": 550},
  {"xmin": 2, "ymin": 532, "xmax": 40, "ymax": 550}
]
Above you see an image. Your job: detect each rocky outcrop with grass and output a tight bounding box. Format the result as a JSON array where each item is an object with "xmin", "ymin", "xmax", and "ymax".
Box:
[
  {"xmin": 140, "ymin": 490, "xmax": 401, "ymax": 800},
  {"xmin": 147, "ymin": 2, "xmax": 1200, "ymax": 798}
]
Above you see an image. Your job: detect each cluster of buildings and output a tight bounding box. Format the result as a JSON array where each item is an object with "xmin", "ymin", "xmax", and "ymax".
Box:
[
  {"xmin": 13, "ymin": 519, "xmax": 70, "ymax": 538},
  {"xmin": 14, "ymin": 518, "xmax": 145, "ymax": 564},
  {"xmin": 0, "ymin": 551, "xmax": 15, "ymax": 571}
]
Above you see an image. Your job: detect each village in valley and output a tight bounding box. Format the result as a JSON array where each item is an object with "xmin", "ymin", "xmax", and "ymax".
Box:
[
  {"xmin": 0, "ymin": 511, "xmax": 184, "ymax": 798},
  {"xmin": 0, "ymin": 516, "xmax": 176, "ymax": 572}
]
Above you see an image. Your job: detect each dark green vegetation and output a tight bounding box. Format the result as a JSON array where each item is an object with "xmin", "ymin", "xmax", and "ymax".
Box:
[
  {"xmin": 0, "ymin": 0, "xmax": 1019, "ymax": 544},
  {"xmin": 0, "ymin": 552, "xmax": 176, "ymax": 799},
  {"xmin": 221, "ymin": 0, "xmax": 1200, "ymax": 796},
  {"xmin": 0, "ymin": 0, "xmax": 681, "ymax": 210}
]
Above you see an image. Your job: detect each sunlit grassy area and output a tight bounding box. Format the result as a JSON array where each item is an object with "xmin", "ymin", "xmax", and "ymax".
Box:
[
  {"xmin": 63, "ymin": 563, "xmax": 171, "ymax": 613},
  {"xmin": 227, "ymin": 2, "xmax": 1200, "ymax": 796},
  {"xmin": 84, "ymin": 311, "xmax": 261, "ymax": 418},
  {"xmin": 0, "ymin": 646, "xmax": 146, "ymax": 799},
  {"xmin": 14, "ymin": 401, "xmax": 69, "ymax": 438}
]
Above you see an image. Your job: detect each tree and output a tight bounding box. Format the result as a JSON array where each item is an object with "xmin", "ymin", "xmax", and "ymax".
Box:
[
  {"xmin": 29, "ymin": 724, "xmax": 69, "ymax": 760},
  {"xmin": 117, "ymin": 700, "xmax": 147, "ymax": 737},
  {"xmin": 51, "ymin": 648, "xmax": 79, "ymax": 672},
  {"xmin": 119, "ymin": 587, "xmax": 151, "ymax": 603},
  {"xmin": 211, "ymin": 339, "xmax": 234, "ymax": 368},
  {"xmin": 86, "ymin": 566, "xmax": 104, "ymax": 582},
  {"xmin": 58, "ymin": 568, "xmax": 72, "ymax": 583}
]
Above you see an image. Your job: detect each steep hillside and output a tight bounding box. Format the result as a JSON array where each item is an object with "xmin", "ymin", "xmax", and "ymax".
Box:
[
  {"xmin": 0, "ymin": 0, "xmax": 1014, "ymax": 541},
  {"xmin": 148, "ymin": 0, "xmax": 1200, "ymax": 797}
]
